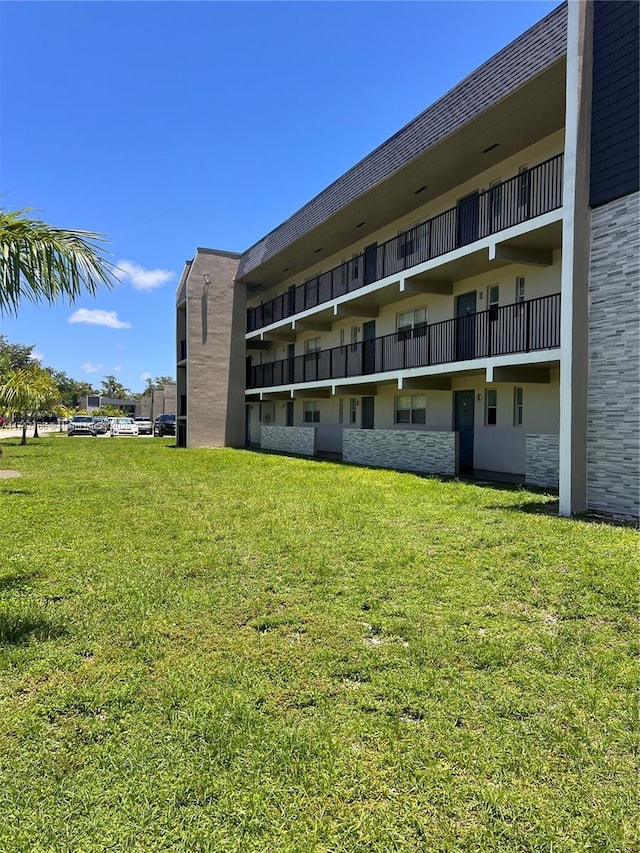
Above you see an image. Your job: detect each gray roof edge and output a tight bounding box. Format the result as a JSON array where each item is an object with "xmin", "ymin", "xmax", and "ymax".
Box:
[
  {"xmin": 237, "ymin": 1, "xmax": 567, "ymax": 280},
  {"xmin": 195, "ymin": 247, "xmax": 243, "ymax": 259}
]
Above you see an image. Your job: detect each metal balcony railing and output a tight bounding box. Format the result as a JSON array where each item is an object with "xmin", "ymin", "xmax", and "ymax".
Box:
[
  {"xmin": 247, "ymin": 153, "xmax": 564, "ymax": 334},
  {"xmin": 247, "ymin": 293, "xmax": 561, "ymax": 390}
]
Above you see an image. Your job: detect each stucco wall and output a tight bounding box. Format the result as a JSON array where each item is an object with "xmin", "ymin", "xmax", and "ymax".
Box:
[
  {"xmin": 343, "ymin": 429, "xmax": 457, "ymax": 476},
  {"xmin": 587, "ymin": 192, "xmax": 640, "ymax": 520}
]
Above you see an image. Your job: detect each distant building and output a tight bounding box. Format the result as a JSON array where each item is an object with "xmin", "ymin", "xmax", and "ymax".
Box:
[
  {"xmin": 176, "ymin": 1, "xmax": 639, "ymax": 521},
  {"xmin": 82, "ymin": 395, "xmax": 137, "ymax": 416},
  {"xmin": 139, "ymin": 384, "xmax": 177, "ymax": 421}
]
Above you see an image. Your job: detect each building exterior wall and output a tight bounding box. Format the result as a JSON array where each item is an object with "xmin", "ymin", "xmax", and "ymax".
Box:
[
  {"xmin": 178, "ymin": 249, "xmax": 244, "ymax": 448},
  {"xmin": 261, "ymin": 425, "xmax": 316, "ymax": 457},
  {"xmin": 525, "ymin": 434, "xmax": 560, "ymax": 488},
  {"xmin": 343, "ymin": 429, "xmax": 457, "ymax": 476},
  {"xmin": 587, "ymin": 191, "xmax": 640, "ymax": 519},
  {"xmin": 176, "ymin": 1, "xmax": 638, "ymax": 521}
]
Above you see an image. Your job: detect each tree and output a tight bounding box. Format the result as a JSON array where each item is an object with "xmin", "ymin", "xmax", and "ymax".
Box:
[
  {"xmin": 142, "ymin": 375, "xmax": 175, "ymax": 394},
  {"xmin": 100, "ymin": 375, "xmax": 130, "ymax": 400},
  {"xmin": 0, "ymin": 335, "xmax": 38, "ymax": 375},
  {"xmin": 0, "ymin": 208, "xmax": 112, "ymax": 314},
  {"xmin": 0, "ymin": 365, "xmax": 60, "ymax": 444},
  {"xmin": 45, "ymin": 369, "xmax": 96, "ymax": 409}
]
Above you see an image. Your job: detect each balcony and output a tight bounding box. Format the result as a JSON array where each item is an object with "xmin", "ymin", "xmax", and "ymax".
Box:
[
  {"xmin": 247, "ymin": 293, "xmax": 560, "ymax": 390},
  {"xmin": 247, "ymin": 153, "xmax": 564, "ymax": 334}
]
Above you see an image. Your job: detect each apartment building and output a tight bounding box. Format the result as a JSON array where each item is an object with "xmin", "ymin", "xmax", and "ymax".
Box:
[{"xmin": 176, "ymin": 1, "xmax": 639, "ymax": 521}]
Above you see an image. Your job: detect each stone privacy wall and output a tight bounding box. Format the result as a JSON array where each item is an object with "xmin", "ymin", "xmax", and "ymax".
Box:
[
  {"xmin": 343, "ymin": 429, "xmax": 457, "ymax": 476},
  {"xmin": 587, "ymin": 193, "xmax": 640, "ymax": 520},
  {"xmin": 261, "ymin": 425, "xmax": 316, "ymax": 457},
  {"xmin": 525, "ymin": 434, "xmax": 559, "ymax": 489}
]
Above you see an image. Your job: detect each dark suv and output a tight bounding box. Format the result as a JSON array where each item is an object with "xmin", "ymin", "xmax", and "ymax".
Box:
[{"xmin": 154, "ymin": 414, "xmax": 176, "ymax": 437}]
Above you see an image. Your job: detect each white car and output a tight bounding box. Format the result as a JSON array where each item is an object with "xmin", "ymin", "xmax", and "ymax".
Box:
[
  {"xmin": 110, "ymin": 417, "xmax": 139, "ymax": 437},
  {"xmin": 134, "ymin": 417, "xmax": 153, "ymax": 435}
]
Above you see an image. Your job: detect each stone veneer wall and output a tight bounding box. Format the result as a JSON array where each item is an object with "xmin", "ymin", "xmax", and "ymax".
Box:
[
  {"xmin": 525, "ymin": 434, "xmax": 559, "ymax": 489},
  {"xmin": 587, "ymin": 192, "xmax": 640, "ymax": 520},
  {"xmin": 261, "ymin": 425, "xmax": 316, "ymax": 457},
  {"xmin": 343, "ymin": 429, "xmax": 457, "ymax": 476}
]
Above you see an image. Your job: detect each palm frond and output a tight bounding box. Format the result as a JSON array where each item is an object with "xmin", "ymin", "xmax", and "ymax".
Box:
[{"xmin": 0, "ymin": 208, "xmax": 114, "ymax": 313}]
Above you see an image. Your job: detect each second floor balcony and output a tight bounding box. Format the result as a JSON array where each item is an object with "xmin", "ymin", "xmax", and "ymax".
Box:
[
  {"xmin": 247, "ymin": 153, "xmax": 564, "ymax": 334},
  {"xmin": 247, "ymin": 293, "xmax": 560, "ymax": 390}
]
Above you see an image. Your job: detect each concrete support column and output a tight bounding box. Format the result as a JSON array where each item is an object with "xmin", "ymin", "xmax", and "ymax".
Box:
[{"xmin": 559, "ymin": 0, "xmax": 593, "ymax": 516}]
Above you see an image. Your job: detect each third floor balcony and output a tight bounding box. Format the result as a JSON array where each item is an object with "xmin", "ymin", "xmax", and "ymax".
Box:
[{"xmin": 247, "ymin": 153, "xmax": 564, "ymax": 334}]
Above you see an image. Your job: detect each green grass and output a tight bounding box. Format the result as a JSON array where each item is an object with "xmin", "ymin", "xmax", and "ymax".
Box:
[{"xmin": 0, "ymin": 435, "xmax": 637, "ymax": 852}]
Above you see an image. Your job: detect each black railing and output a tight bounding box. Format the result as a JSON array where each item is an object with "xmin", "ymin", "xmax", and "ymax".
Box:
[
  {"xmin": 248, "ymin": 293, "xmax": 560, "ymax": 389},
  {"xmin": 247, "ymin": 153, "xmax": 564, "ymax": 333},
  {"xmin": 178, "ymin": 339, "xmax": 187, "ymax": 361}
]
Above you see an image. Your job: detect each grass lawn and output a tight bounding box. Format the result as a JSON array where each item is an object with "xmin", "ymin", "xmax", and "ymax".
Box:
[{"xmin": 0, "ymin": 434, "xmax": 637, "ymax": 852}]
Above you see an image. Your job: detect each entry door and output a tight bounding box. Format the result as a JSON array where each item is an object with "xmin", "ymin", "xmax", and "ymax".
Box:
[
  {"xmin": 456, "ymin": 191, "xmax": 480, "ymax": 247},
  {"xmin": 454, "ymin": 390, "xmax": 475, "ymax": 470},
  {"xmin": 362, "ymin": 320, "xmax": 376, "ymax": 374},
  {"xmin": 361, "ymin": 396, "xmax": 375, "ymax": 430},
  {"xmin": 363, "ymin": 243, "xmax": 378, "ymax": 285},
  {"xmin": 285, "ymin": 401, "xmax": 294, "ymax": 427},
  {"xmin": 456, "ymin": 291, "xmax": 477, "ymax": 361}
]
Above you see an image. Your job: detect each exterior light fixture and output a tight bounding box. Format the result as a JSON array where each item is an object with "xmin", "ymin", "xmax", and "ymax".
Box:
[
  {"xmin": 314, "ymin": 248, "xmax": 322, "ymax": 253},
  {"xmin": 481, "ymin": 143, "xmax": 499, "ymax": 154},
  {"xmin": 414, "ymin": 185, "xmax": 428, "ymax": 194},
  {"xmin": 356, "ymin": 221, "xmax": 365, "ymax": 228},
  {"xmin": 203, "ymin": 273, "xmax": 211, "ymax": 284}
]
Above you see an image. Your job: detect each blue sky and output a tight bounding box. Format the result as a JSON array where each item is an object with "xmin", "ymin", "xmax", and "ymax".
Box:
[{"xmin": 0, "ymin": 0, "xmax": 560, "ymax": 394}]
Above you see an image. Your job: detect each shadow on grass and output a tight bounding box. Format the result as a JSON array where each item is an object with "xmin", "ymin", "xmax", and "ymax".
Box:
[
  {"xmin": 0, "ymin": 612, "xmax": 67, "ymax": 645},
  {"xmin": 0, "ymin": 571, "xmax": 38, "ymax": 594},
  {"xmin": 0, "ymin": 488, "xmax": 33, "ymax": 496}
]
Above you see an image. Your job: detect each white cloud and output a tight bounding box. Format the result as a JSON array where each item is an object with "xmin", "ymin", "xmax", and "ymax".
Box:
[
  {"xmin": 81, "ymin": 361, "xmax": 103, "ymax": 373},
  {"xmin": 140, "ymin": 371, "xmax": 151, "ymax": 382},
  {"xmin": 115, "ymin": 259, "xmax": 174, "ymax": 291},
  {"xmin": 68, "ymin": 309, "xmax": 131, "ymax": 329},
  {"xmin": 32, "ymin": 350, "xmax": 45, "ymax": 362},
  {"xmin": 112, "ymin": 363, "xmax": 123, "ymax": 372}
]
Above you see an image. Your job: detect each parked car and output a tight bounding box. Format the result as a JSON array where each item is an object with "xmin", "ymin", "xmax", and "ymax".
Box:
[
  {"xmin": 134, "ymin": 417, "xmax": 153, "ymax": 436},
  {"xmin": 68, "ymin": 415, "xmax": 97, "ymax": 437},
  {"xmin": 110, "ymin": 417, "xmax": 139, "ymax": 437},
  {"xmin": 154, "ymin": 414, "xmax": 176, "ymax": 437},
  {"xmin": 92, "ymin": 416, "xmax": 110, "ymax": 435}
]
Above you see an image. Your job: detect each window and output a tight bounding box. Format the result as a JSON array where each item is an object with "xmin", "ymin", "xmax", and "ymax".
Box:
[
  {"xmin": 352, "ymin": 252, "xmax": 360, "ymax": 281},
  {"xmin": 518, "ymin": 165, "xmax": 530, "ymax": 207},
  {"xmin": 260, "ymin": 402, "xmax": 275, "ymax": 424},
  {"xmin": 349, "ymin": 398, "xmax": 358, "ymax": 425},
  {"xmin": 397, "ymin": 307, "xmax": 428, "ymax": 340},
  {"xmin": 490, "ymin": 179, "xmax": 503, "ymax": 225},
  {"xmin": 350, "ymin": 325, "xmax": 361, "ymax": 350},
  {"xmin": 395, "ymin": 395, "xmax": 426, "ymax": 425},
  {"xmin": 487, "ymin": 285, "xmax": 499, "ymax": 321},
  {"xmin": 514, "ymin": 387, "xmax": 523, "ymax": 426},
  {"xmin": 397, "ymin": 227, "xmax": 415, "ymax": 260},
  {"xmin": 304, "ymin": 338, "xmax": 321, "ymax": 356},
  {"xmin": 485, "ymin": 389, "xmax": 497, "ymax": 426},
  {"xmin": 515, "ymin": 276, "xmax": 526, "ymax": 316},
  {"xmin": 303, "ymin": 401, "xmax": 320, "ymax": 423}
]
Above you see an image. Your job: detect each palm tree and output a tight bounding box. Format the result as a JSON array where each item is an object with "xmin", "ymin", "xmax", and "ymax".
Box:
[
  {"xmin": 0, "ymin": 366, "xmax": 60, "ymax": 444},
  {"xmin": 0, "ymin": 208, "xmax": 113, "ymax": 313}
]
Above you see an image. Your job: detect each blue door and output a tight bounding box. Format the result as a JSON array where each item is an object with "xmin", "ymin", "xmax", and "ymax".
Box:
[{"xmin": 454, "ymin": 390, "xmax": 475, "ymax": 470}]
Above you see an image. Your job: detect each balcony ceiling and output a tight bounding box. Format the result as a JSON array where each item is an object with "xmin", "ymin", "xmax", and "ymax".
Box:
[{"xmin": 239, "ymin": 60, "xmax": 566, "ymax": 292}]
